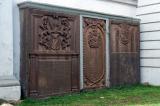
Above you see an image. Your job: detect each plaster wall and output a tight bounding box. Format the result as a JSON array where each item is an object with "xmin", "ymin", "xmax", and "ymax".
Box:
[
  {"xmin": 0, "ymin": 0, "xmax": 13, "ymax": 77},
  {"xmin": 0, "ymin": 0, "xmax": 20, "ymax": 100}
]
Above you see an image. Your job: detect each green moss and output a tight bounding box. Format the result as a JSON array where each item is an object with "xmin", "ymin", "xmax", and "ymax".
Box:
[{"xmin": 17, "ymin": 85, "xmax": 160, "ymax": 106}]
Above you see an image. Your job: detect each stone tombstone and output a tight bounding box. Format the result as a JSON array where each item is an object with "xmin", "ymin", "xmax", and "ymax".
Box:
[
  {"xmin": 19, "ymin": 8, "xmax": 80, "ymax": 98},
  {"xmin": 83, "ymin": 17, "xmax": 106, "ymax": 89},
  {"xmin": 109, "ymin": 20, "xmax": 140, "ymax": 86}
]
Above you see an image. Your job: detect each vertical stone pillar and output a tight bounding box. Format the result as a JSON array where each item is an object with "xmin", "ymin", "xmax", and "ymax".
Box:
[{"xmin": 0, "ymin": 0, "xmax": 20, "ymax": 100}]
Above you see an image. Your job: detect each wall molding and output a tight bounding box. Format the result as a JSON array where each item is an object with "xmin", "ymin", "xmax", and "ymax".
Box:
[
  {"xmin": 105, "ymin": 0, "xmax": 137, "ymax": 6},
  {"xmin": 0, "ymin": 76, "xmax": 20, "ymax": 87},
  {"xmin": 138, "ymin": 2, "xmax": 160, "ymax": 8}
]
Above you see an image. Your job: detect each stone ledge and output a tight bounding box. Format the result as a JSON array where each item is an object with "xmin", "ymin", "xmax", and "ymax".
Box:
[{"xmin": 0, "ymin": 76, "xmax": 20, "ymax": 87}]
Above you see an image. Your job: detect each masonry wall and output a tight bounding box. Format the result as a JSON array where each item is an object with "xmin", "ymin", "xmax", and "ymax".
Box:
[{"xmin": 137, "ymin": 0, "xmax": 160, "ymax": 85}]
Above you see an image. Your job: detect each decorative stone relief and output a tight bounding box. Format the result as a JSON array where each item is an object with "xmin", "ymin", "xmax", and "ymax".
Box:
[
  {"xmin": 118, "ymin": 23, "xmax": 130, "ymax": 45},
  {"xmin": 88, "ymin": 28, "xmax": 102, "ymax": 48},
  {"xmin": 38, "ymin": 15, "xmax": 73, "ymax": 51},
  {"xmin": 83, "ymin": 17, "xmax": 106, "ymax": 88},
  {"xmin": 111, "ymin": 22, "xmax": 138, "ymax": 53},
  {"xmin": 83, "ymin": 17, "xmax": 105, "ymax": 49}
]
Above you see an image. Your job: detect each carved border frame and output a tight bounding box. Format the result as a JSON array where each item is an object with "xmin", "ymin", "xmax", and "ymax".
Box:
[{"xmin": 80, "ymin": 15, "xmax": 110, "ymax": 89}]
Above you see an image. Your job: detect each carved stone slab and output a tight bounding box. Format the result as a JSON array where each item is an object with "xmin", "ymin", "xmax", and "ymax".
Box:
[
  {"xmin": 83, "ymin": 17, "xmax": 106, "ymax": 89},
  {"xmin": 110, "ymin": 20, "xmax": 140, "ymax": 86},
  {"xmin": 20, "ymin": 8, "xmax": 80, "ymax": 98}
]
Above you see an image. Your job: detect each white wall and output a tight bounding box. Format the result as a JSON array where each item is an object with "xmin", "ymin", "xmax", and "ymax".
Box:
[
  {"xmin": 137, "ymin": 0, "xmax": 160, "ymax": 86},
  {"xmin": 0, "ymin": 0, "xmax": 13, "ymax": 77},
  {"xmin": 0, "ymin": 0, "xmax": 20, "ymax": 101},
  {"xmin": 23, "ymin": 0, "xmax": 137, "ymax": 17}
]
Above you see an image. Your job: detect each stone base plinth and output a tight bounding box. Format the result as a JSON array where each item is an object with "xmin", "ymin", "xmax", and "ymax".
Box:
[{"xmin": 0, "ymin": 76, "xmax": 20, "ymax": 101}]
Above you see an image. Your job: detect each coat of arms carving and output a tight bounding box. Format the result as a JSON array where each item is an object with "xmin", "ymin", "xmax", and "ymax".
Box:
[{"xmin": 38, "ymin": 15, "xmax": 73, "ymax": 51}]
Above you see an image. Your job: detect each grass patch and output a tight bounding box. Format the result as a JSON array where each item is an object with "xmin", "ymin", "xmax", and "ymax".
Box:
[{"xmin": 17, "ymin": 85, "xmax": 160, "ymax": 106}]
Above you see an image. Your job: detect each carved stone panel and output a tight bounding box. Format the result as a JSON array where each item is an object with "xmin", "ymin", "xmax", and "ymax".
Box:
[
  {"xmin": 37, "ymin": 15, "xmax": 73, "ymax": 51},
  {"xmin": 110, "ymin": 22, "xmax": 139, "ymax": 53},
  {"xmin": 83, "ymin": 17, "xmax": 106, "ymax": 89},
  {"xmin": 20, "ymin": 8, "xmax": 80, "ymax": 98},
  {"xmin": 110, "ymin": 20, "xmax": 140, "ymax": 86}
]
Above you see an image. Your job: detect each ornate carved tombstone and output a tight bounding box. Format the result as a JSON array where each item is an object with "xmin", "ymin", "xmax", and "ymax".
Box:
[
  {"xmin": 109, "ymin": 20, "xmax": 140, "ymax": 86},
  {"xmin": 83, "ymin": 17, "xmax": 106, "ymax": 89},
  {"xmin": 20, "ymin": 8, "xmax": 80, "ymax": 98}
]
